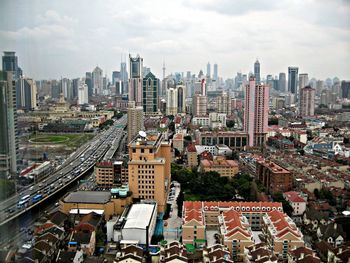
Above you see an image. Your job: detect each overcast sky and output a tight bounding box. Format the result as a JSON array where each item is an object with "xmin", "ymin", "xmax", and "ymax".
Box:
[{"xmin": 0, "ymin": 0, "xmax": 349, "ymax": 81}]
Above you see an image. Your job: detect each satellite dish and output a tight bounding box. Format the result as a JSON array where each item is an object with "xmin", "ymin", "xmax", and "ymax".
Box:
[{"xmin": 139, "ymin": 130, "xmax": 147, "ymax": 138}]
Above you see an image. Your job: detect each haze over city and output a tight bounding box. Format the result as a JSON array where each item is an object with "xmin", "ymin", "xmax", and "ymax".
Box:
[{"xmin": 0, "ymin": 0, "xmax": 349, "ymax": 80}]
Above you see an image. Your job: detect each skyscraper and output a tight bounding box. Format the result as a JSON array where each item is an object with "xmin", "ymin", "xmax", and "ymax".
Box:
[
  {"xmin": 127, "ymin": 101, "xmax": 144, "ymax": 143},
  {"xmin": 0, "ymin": 71, "xmax": 18, "ymax": 178},
  {"xmin": 254, "ymin": 59, "xmax": 261, "ymax": 84},
  {"xmin": 2, "ymin": 51, "xmax": 20, "ymax": 80},
  {"xmin": 166, "ymin": 86, "xmax": 178, "ymax": 116},
  {"xmin": 192, "ymin": 94, "xmax": 207, "ymax": 116},
  {"xmin": 85, "ymin": 72, "xmax": 93, "ymax": 99},
  {"xmin": 128, "ymin": 54, "xmax": 143, "ymax": 106},
  {"xmin": 112, "ymin": 71, "xmax": 121, "ymax": 86},
  {"xmin": 142, "ymin": 72, "xmax": 159, "ymax": 114},
  {"xmin": 16, "ymin": 77, "xmax": 37, "ymax": 111},
  {"xmin": 244, "ymin": 76, "xmax": 269, "ymax": 147},
  {"xmin": 299, "ymin": 86, "xmax": 315, "ymax": 117},
  {"xmin": 213, "ymin": 63, "xmax": 218, "ymax": 81},
  {"xmin": 299, "ymin": 73, "xmax": 309, "ymax": 91},
  {"xmin": 120, "ymin": 61, "xmax": 128, "ymax": 95},
  {"xmin": 92, "ymin": 66, "xmax": 103, "ymax": 95},
  {"xmin": 278, "ymin": 73, "xmax": 286, "ymax": 92},
  {"xmin": 288, "ymin": 67, "xmax": 299, "ymax": 94},
  {"xmin": 341, "ymin": 81, "xmax": 350, "ymax": 99},
  {"xmin": 206, "ymin": 62, "xmax": 211, "ymax": 78},
  {"xmin": 78, "ymin": 81, "xmax": 89, "ymax": 105},
  {"xmin": 177, "ymin": 85, "xmax": 186, "ymax": 113}
]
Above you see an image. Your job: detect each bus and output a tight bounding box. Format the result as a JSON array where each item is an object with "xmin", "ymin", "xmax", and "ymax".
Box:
[
  {"xmin": 17, "ymin": 195, "xmax": 31, "ymax": 208},
  {"xmin": 32, "ymin": 194, "xmax": 43, "ymax": 203}
]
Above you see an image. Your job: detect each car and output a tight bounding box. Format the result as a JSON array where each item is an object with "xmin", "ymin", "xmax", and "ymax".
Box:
[{"xmin": 29, "ymin": 186, "xmax": 34, "ymax": 191}]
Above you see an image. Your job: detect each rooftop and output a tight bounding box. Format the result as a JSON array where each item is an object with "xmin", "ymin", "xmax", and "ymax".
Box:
[
  {"xmin": 123, "ymin": 203, "xmax": 156, "ymax": 230},
  {"xmin": 63, "ymin": 191, "xmax": 111, "ymax": 204}
]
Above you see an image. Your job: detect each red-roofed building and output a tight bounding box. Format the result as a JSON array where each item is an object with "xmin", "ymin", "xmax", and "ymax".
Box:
[
  {"xmin": 186, "ymin": 144, "xmax": 198, "ymax": 167},
  {"xmin": 219, "ymin": 210, "xmax": 254, "ymax": 261},
  {"xmin": 283, "ymin": 191, "xmax": 307, "ymax": 216},
  {"xmin": 262, "ymin": 210, "xmax": 304, "ymax": 261}
]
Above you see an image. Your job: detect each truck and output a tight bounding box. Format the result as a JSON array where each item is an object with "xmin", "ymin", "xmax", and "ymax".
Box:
[{"xmin": 32, "ymin": 194, "xmax": 43, "ymax": 203}]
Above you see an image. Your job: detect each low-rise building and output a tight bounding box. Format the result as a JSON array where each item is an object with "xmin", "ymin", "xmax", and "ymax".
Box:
[
  {"xmin": 256, "ymin": 158, "xmax": 292, "ymax": 194},
  {"xmin": 121, "ymin": 203, "xmax": 157, "ymax": 245},
  {"xmin": 218, "ymin": 210, "xmax": 253, "ymax": 261},
  {"xmin": 60, "ymin": 190, "xmax": 133, "ymax": 220},
  {"xmin": 262, "ymin": 210, "xmax": 304, "ymax": 261},
  {"xmin": 173, "ymin": 133, "xmax": 184, "ymax": 152},
  {"xmin": 200, "ymin": 156, "xmax": 239, "ymax": 178},
  {"xmin": 186, "ymin": 144, "xmax": 198, "ymax": 167},
  {"xmin": 283, "ymin": 191, "xmax": 307, "ymax": 216}
]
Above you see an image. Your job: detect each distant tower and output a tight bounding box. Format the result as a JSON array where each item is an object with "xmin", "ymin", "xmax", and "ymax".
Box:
[
  {"xmin": 78, "ymin": 80, "xmax": 89, "ymax": 105},
  {"xmin": 299, "ymin": 86, "xmax": 315, "ymax": 117},
  {"xmin": 128, "ymin": 54, "xmax": 143, "ymax": 106},
  {"xmin": 299, "ymin": 73, "xmax": 309, "ymax": 91},
  {"xmin": 254, "ymin": 59, "xmax": 260, "ymax": 84},
  {"xmin": 206, "ymin": 62, "xmax": 211, "ymax": 78},
  {"xmin": 278, "ymin": 73, "xmax": 286, "ymax": 92},
  {"xmin": 244, "ymin": 76, "xmax": 269, "ymax": 147},
  {"xmin": 162, "ymin": 60, "xmax": 166, "ymax": 97},
  {"xmin": 92, "ymin": 66, "xmax": 103, "ymax": 95},
  {"xmin": 2, "ymin": 51, "xmax": 21, "ymax": 80},
  {"xmin": 288, "ymin": 67, "xmax": 299, "ymax": 95},
  {"xmin": 142, "ymin": 72, "xmax": 159, "ymax": 114},
  {"xmin": 213, "ymin": 63, "xmax": 218, "ymax": 81}
]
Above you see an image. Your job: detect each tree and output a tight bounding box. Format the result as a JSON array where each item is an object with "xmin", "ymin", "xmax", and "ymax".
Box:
[{"xmin": 226, "ymin": 120, "xmax": 235, "ymax": 128}]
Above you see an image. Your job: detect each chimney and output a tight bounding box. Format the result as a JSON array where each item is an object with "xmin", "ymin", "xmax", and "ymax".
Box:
[
  {"xmin": 300, "ymin": 252, "xmax": 304, "ymax": 259},
  {"xmin": 213, "ymin": 256, "xmax": 217, "ymax": 261},
  {"xmin": 334, "ymin": 223, "xmax": 337, "ymax": 230},
  {"xmin": 257, "ymin": 254, "xmax": 260, "ymax": 260},
  {"xmin": 167, "ymin": 252, "xmax": 170, "ymax": 258},
  {"xmin": 338, "ymin": 248, "xmax": 342, "ymax": 254}
]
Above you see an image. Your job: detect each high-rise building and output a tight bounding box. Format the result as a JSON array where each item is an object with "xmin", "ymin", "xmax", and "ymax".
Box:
[
  {"xmin": 72, "ymin": 78, "xmax": 79, "ymax": 99},
  {"xmin": 2, "ymin": 51, "xmax": 21, "ymax": 80},
  {"xmin": 298, "ymin": 73, "xmax": 309, "ymax": 91},
  {"xmin": 177, "ymin": 85, "xmax": 186, "ymax": 113},
  {"xmin": 78, "ymin": 81, "xmax": 89, "ymax": 105},
  {"xmin": 120, "ymin": 61, "xmax": 128, "ymax": 95},
  {"xmin": 254, "ymin": 59, "xmax": 261, "ymax": 84},
  {"xmin": 61, "ymin": 78, "xmax": 71, "ymax": 100},
  {"xmin": 166, "ymin": 86, "xmax": 177, "ymax": 116},
  {"xmin": 192, "ymin": 94, "xmax": 207, "ymax": 116},
  {"xmin": 16, "ymin": 77, "xmax": 37, "ymax": 111},
  {"xmin": 278, "ymin": 73, "xmax": 286, "ymax": 92},
  {"xmin": 127, "ymin": 101, "xmax": 144, "ymax": 143},
  {"xmin": 299, "ymin": 86, "xmax": 315, "ymax": 117},
  {"xmin": 129, "ymin": 54, "xmax": 143, "ymax": 106},
  {"xmin": 85, "ymin": 72, "xmax": 93, "ymax": 98},
  {"xmin": 288, "ymin": 67, "xmax": 299, "ymax": 95},
  {"xmin": 142, "ymin": 72, "xmax": 159, "ymax": 114},
  {"xmin": 206, "ymin": 62, "xmax": 211, "ymax": 78},
  {"xmin": 244, "ymin": 76, "xmax": 269, "ymax": 147},
  {"xmin": 92, "ymin": 66, "xmax": 103, "ymax": 95},
  {"xmin": 128, "ymin": 132, "xmax": 171, "ymax": 213},
  {"xmin": 341, "ymin": 81, "xmax": 350, "ymax": 99},
  {"xmin": 112, "ymin": 71, "xmax": 121, "ymax": 86},
  {"xmin": 213, "ymin": 63, "xmax": 218, "ymax": 81},
  {"xmin": 216, "ymin": 92, "xmax": 231, "ymax": 115},
  {"xmin": 0, "ymin": 71, "xmax": 18, "ymax": 178}
]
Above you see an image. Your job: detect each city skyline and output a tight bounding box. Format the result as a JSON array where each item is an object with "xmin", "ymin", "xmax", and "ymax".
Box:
[{"xmin": 0, "ymin": 0, "xmax": 349, "ymax": 80}]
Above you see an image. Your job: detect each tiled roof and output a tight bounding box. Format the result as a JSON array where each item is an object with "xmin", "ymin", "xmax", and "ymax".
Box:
[{"xmin": 284, "ymin": 192, "xmax": 306, "ymax": 203}]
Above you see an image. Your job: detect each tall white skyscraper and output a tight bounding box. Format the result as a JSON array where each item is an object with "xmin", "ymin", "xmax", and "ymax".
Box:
[
  {"xmin": 92, "ymin": 66, "xmax": 103, "ymax": 95},
  {"xmin": 299, "ymin": 73, "xmax": 309, "ymax": 91},
  {"xmin": 299, "ymin": 86, "xmax": 315, "ymax": 117},
  {"xmin": 78, "ymin": 80, "xmax": 89, "ymax": 105}
]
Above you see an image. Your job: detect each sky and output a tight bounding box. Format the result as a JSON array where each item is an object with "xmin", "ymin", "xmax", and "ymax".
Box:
[{"xmin": 0, "ymin": 0, "xmax": 349, "ymax": 81}]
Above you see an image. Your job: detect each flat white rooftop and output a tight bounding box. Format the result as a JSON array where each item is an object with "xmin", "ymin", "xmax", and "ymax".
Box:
[{"xmin": 123, "ymin": 203, "xmax": 156, "ymax": 230}]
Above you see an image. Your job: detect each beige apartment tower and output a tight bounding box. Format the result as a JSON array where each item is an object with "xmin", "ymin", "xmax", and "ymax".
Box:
[
  {"xmin": 127, "ymin": 101, "xmax": 144, "ymax": 143},
  {"xmin": 299, "ymin": 86, "xmax": 315, "ymax": 117},
  {"xmin": 128, "ymin": 132, "xmax": 171, "ymax": 213}
]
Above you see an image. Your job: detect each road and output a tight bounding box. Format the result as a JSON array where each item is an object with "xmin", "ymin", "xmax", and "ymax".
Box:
[
  {"xmin": 0, "ymin": 115, "xmax": 127, "ymax": 226},
  {"xmin": 164, "ymin": 182, "xmax": 182, "ymax": 241}
]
